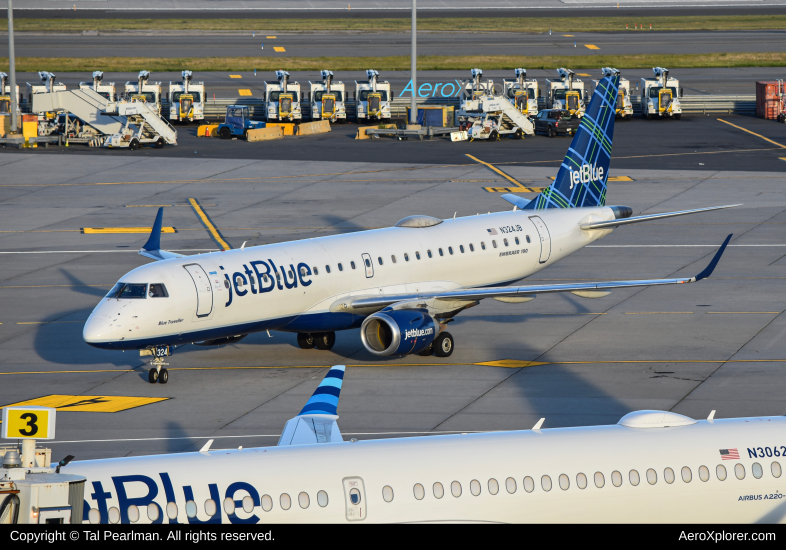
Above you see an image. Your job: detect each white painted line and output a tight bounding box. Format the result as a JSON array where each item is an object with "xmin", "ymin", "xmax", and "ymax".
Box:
[{"xmin": 588, "ymin": 244, "xmax": 786, "ymax": 248}]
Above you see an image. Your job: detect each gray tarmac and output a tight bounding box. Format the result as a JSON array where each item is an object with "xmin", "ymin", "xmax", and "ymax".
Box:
[
  {"xmin": 0, "ymin": 133, "xmax": 785, "ymax": 460},
  {"xmin": 5, "ymin": 29, "xmax": 786, "ymax": 61}
]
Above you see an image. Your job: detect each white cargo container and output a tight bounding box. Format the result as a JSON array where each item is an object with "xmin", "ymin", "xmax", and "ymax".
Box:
[
  {"xmin": 641, "ymin": 67, "xmax": 682, "ymax": 120},
  {"xmin": 266, "ymin": 70, "xmax": 302, "ymax": 122},
  {"xmin": 355, "ymin": 70, "xmax": 391, "ymax": 122}
]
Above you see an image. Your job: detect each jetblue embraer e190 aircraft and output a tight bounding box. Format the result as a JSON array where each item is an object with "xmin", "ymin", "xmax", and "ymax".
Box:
[{"xmin": 83, "ymin": 70, "xmax": 736, "ymax": 383}]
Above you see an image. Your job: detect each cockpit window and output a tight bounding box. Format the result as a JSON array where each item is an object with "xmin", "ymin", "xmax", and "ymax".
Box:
[
  {"xmin": 107, "ymin": 283, "xmax": 147, "ymax": 299},
  {"xmin": 149, "ymin": 283, "xmax": 169, "ymax": 298}
]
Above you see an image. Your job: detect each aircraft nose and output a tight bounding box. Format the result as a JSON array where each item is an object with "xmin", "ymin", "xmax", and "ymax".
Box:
[{"xmin": 83, "ymin": 310, "xmax": 113, "ymax": 346}]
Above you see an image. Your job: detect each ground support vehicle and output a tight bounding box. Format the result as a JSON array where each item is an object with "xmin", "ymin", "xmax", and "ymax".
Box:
[
  {"xmin": 168, "ymin": 70, "xmax": 205, "ymax": 123},
  {"xmin": 594, "ymin": 68, "xmax": 633, "ymax": 120},
  {"xmin": 26, "ymin": 72, "xmax": 66, "ymax": 121},
  {"xmin": 266, "ymin": 70, "xmax": 302, "ymax": 122},
  {"xmin": 546, "ymin": 68, "xmax": 587, "ymax": 118},
  {"xmin": 533, "ymin": 109, "xmax": 580, "ymax": 137},
  {"xmin": 124, "ymin": 71, "xmax": 162, "ymax": 115},
  {"xmin": 217, "ymin": 105, "xmax": 266, "ymax": 139},
  {"xmin": 309, "ymin": 70, "xmax": 345, "ymax": 122},
  {"xmin": 355, "ymin": 70, "xmax": 391, "ymax": 122},
  {"xmin": 79, "ymin": 71, "xmax": 116, "ymax": 102},
  {"xmin": 641, "ymin": 67, "xmax": 682, "ymax": 120},
  {"xmin": 0, "ymin": 72, "xmax": 20, "ymax": 116},
  {"xmin": 102, "ymin": 100, "xmax": 177, "ymax": 149},
  {"xmin": 457, "ymin": 70, "xmax": 534, "ymax": 141},
  {"xmin": 503, "ymin": 68, "xmax": 539, "ymax": 116}
]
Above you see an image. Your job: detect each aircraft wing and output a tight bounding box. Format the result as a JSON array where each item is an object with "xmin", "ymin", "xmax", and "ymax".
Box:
[
  {"xmin": 277, "ymin": 365, "xmax": 345, "ymax": 447},
  {"xmin": 138, "ymin": 207, "xmax": 185, "ymax": 261},
  {"xmin": 339, "ymin": 234, "xmax": 732, "ymax": 312}
]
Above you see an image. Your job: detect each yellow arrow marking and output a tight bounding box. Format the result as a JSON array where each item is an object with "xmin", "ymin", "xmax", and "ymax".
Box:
[{"xmin": 82, "ymin": 227, "xmax": 176, "ymax": 234}]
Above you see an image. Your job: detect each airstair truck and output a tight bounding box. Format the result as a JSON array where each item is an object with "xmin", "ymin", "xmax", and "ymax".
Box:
[
  {"xmin": 593, "ymin": 67, "xmax": 633, "ymax": 120},
  {"xmin": 124, "ymin": 71, "xmax": 162, "ymax": 115},
  {"xmin": 168, "ymin": 70, "xmax": 205, "ymax": 123},
  {"xmin": 79, "ymin": 71, "xmax": 115, "ymax": 101},
  {"xmin": 309, "ymin": 70, "xmax": 346, "ymax": 122},
  {"xmin": 546, "ymin": 68, "xmax": 586, "ymax": 118},
  {"xmin": 266, "ymin": 70, "xmax": 302, "ymax": 122},
  {"xmin": 641, "ymin": 67, "xmax": 682, "ymax": 120},
  {"xmin": 355, "ymin": 70, "xmax": 391, "ymax": 122},
  {"xmin": 503, "ymin": 68, "xmax": 539, "ymax": 116}
]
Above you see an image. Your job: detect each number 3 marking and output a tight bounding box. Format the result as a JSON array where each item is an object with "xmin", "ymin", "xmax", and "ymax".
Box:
[{"xmin": 19, "ymin": 412, "xmax": 38, "ymax": 436}]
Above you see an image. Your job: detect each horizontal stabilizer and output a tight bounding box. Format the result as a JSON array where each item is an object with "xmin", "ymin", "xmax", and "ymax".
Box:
[
  {"xmin": 277, "ymin": 365, "xmax": 346, "ymax": 447},
  {"xmin": 139, "ymin": 207, "xmax": 184, "ymax": 261},
  {"xmin": 500, "ymin": 194, "xmax": 532, "ymax": 210},
  {"xmin": 581, "ymin": 204, "xmax": 740, "ymax": 231}
]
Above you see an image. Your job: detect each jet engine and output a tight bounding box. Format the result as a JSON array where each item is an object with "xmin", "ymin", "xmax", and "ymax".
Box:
[{"xmin": 360, "ymin": 309, "xmax": 439, "ymax": 357}]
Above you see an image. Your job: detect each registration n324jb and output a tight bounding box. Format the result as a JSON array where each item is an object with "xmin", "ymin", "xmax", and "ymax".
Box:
[{"xmin": 83, "ymin": 70, "xmax": 737, "ymax": 383}]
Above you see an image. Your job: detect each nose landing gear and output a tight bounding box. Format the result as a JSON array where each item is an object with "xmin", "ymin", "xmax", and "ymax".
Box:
[{"xmin": 144, "ymin": 345, "xmax": 170, "ymax": 384}]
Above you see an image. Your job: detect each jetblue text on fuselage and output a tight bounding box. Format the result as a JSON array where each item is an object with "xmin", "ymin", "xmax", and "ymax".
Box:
[{"xmin": 221, "ymin": 259, "xmax": 312, "ymax": 307}]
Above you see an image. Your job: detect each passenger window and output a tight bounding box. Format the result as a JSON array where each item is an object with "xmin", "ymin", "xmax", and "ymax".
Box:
[
  {"xmin": 699, "ymin": 465, "xmax": 710, "ymax": 482},
  {"xmin": 611, "ymin": 471, "xmax": 622, "ymax": 487},
  {"xmin": 222, "ymin": 497, "xmax": 235, "ymax": 515},
  {"xmin": 108, "ymin": 507, "xmax": 121, "ymax": 524},
  {"xmin": 427, "ymin": 250, "xmax": 433, "ymax": 258},
  {"xmin": 772, "ymin": 462, "xmax": 782, "ymax": 478},
  {"xmin": 515, "ymin": 237, "xmax": 520, "ymax": 245},
  {"xmin": 413, "ymin": 484, "xmax": 425, "ymax": 500},
  {"xmin": 594, "ymin": 472, "xmax": 604, "ymax": 488},
  {"xmin": 506, "ymin": 477, "xmax": 517, "ymax": 494},
  {"xmin": 629, "ymin": 470, "xmax": 640, "ymax": 486},
  {"xmin": 646, "ymin": 469, "xmax": 657, "ymax": 485},
  {"xmin": 351, "ymin": 261, "xmax": 356, "ymax": 270},
  {"xmin": 681, "ymin": 467, "xmax": 692, "ymax": 483},
  {"xmin": 492, "ymin": 240, "xmax": 497, "ymax": 248},
  {"xmin": 378, "ymin": 257, "xmax": 384, "ymax": 265},
  {"xmin": 576, "ymin": 473, "xmax": 587, "ymax": 489},
  {"xmin": 438, "ymin": 248, "xmax": 444, "ymax": 256},
  {"xmin": 752, "ymin": 462, "xmax": 763, "ymax": 479},
  {"xmin": 416, "ymin": 251, "xmax": 421, "ymax": 260},
  {"xmin": 735, "ymin": 463, "xmax": 746, "ymax": 480},
  {"xmin": 186, "ymin": 500, "xmax": 197, "ymax": 518},
  {"xmin": 448, "ymin": 247, "xmax": 454, "ymax": 255},
  {"xmin": 166, "ymin": 502, "xmax": 178, "ymax": 519},
  {"xmin": 204, "ymin": 499, "xmax": 217, "ymax": 516},
  {"xmin": 149, "ymin": 284, "xmax": 168, "ymax": 298},
  {"xmin": 460, "ymin": 245, "xmax": 465, "ymax": 253},
  {"xmin": 405, "ymin": 253, "xmax": 410, "ymax": 262},
  {"xmin": 325, "ymin": 265, "xmax": 331, "ymax": 274},
  {"xmin": 382, "ymin": 486, "xmax": 394, "ymax": 503},
  {"xmin": 469, "ymin": 244, "xmax": 475, "ymax": 252},
  {"xmin": 523, "ymin": 476, "xmax": 534, "ymax": 493},
  {"xmin": 470, "ymin": 480, "xmax": 481, "ymax": 496},
  {"xmin": 391, "ymin": 255, "xmax": 397, "ymax": 263},
  {"xmin": 299, "ymin": 267, "xmax": 307, "ymax": 277},
  {"xmin": 433, "ymin": 482, "xmax": 444, "ymax": 499},
  {"xmin": 242, "ymin": 496, "xmax": 254, "ymax": 513},
  {"xmin": 298, "ymin": 492, "xmax": 310, "ymax": 509},
  {"xmin": 280, "ymin": 494, "xmax": 291, "ymax": 510},
  {"xmin": 488, "ymin": 478, "xmax": 499, "ymax": 495},
  {"xmin": 716, "ymin": 464, "xmax": 727, "ymax": 481},
  {"xmin": 338, "ymin": 263, "xmax": 343, "ymax": 272},
  {"xmin": 313, "ymin": 267, "xmax": 319, "ymax": 275},
  {"xmin": 481, "ymin": 242, "xmax": 486, "ymax": 250},
  {"xmin": 127, "ymin": 504, "xmax": 139, "ymax": 523},
  {"xmin": 503, "ymin": 238, "xmax": 509, "ymax": 247},
  {"xmin": 365, "ymin": 259, "xmax": 371, "ymax": 267},
  {"xmin": 664, "ymin": 468, "xmax": 675, "ymax": 484},
  {"xmin": 526, "ymin": 235, "xmax": 531, "ymax": 243},
  {"xmin": 262, "ymin": 494, "xmax": 273, "ymax": 511},
  {"xmin": 317, "ymin": 491, "xmax": 328, "ymax": 508},
  {"xmin": 541, "ymin": 476, "xmax": 552, "ymax": 492},
  {"xmin": 451, "ymin": 481, "xmax": 462, "ymax": 497},
  {"xmin": 558, "ymin": 474, "xmax": 569, "ymax": 491}
]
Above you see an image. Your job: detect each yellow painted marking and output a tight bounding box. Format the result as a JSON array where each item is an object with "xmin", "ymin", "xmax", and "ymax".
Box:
[
  {"xmin": 549, "ymin": 175, "xmax": 633, "ymax": 182},
  {"xmin": 189, "ymin": 198, "xmax": 232, "ymax": 251},
  {"xmin": 717, "ymin": 118, "xmax": 786, "ymax": 149},
  {"xmin": 82, "ymin": 227, "xmax": 176, "ymax": 234},
  {"xmin": 475, "ymin": 360, "xmax": 547, "ymax": 369},
  {"xmin": 585, "ymin": 44, "xmax": 600, "ymax": 50},
  {"xmin": 780, "ymin": 157, "xmax": 786, "ymax": 162},
  {"xmin": 126, "ymin": 204, "xmax": 216, "ymax": 207},
  {"xmin": 238, "ymin": 89, "xmax": 252, "ymax": 97},
  {"xmin": 266, "ymin": 36, "xmax": 276, "ymax": 39},
  {"xmin": 274, "ymin": 46, "xmax": 286, "ymax": 52},
  {"xmin": 466, "ymin": 154, "xmax": 532, "ymax": 193},
  {"xmin": 16, "ymin": 321, "xmax": 83, "ymax": 325},
  {"xmin": 484, "ymin": 186, "xmax": 545, "ymax": 193},
  {"xmin": 577, "ymin": 73, "xmax": 592, "ymax": 77},
  {"xmin": 229, "ymin": 75, "xmax": 242, "ymax": 79},
  {"xmin": 1, "ymin": 395, "xmax": 169, "ymax": 413},
  {"xmin": 563, "ymin": 34, "xmax": 574, "ymax": 37}
]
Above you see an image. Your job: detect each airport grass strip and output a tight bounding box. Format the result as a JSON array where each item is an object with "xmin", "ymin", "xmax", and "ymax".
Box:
[
  {"xmin": 14, "ymin": 15, "xmax": 786, "ymax": 33},
  {"xmin": 6, "ymin": 52, "xmax": 786, "ymax": 72}
]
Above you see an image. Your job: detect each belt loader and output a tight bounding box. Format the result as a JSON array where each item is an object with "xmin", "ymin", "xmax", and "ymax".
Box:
[
  {"xmin": 355, "ymin": 70, "xmax": 391, "ymax": 122},
  {"xmin": 593, "ymin": 67, "xmax": 633, "ymax": 120},
  {"xmin": 546, "ymin": 68, "xmax": 587, "ymax": 118},
  {"xmin": 79, "ymin": 71, "xmax": 116, "ymax": 101},
  {"xmin": 124, "ymin": 71, "xmax": 162, "ymax": 115},
  {"xmin": 266, "ymin": 70, "xmax": 301, "ymax": 122},
  {"xmin": 169, "ymin": 70, "xmax": 205, "ymax": 123},
  {"xmin": 641, "ymin": 67, "xmax": 682, "ymax": 120},
  {"xmin": 309, "ymin": 70, "xmax": 345, "ymax": 122},
  {"xmin": 503, "ymin": 68, "xmax": 539, "ymax": 117}
]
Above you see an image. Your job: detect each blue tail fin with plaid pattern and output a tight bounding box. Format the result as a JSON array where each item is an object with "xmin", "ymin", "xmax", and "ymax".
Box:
[{"xmin": 524, "ymin": 72, "xmax": 619, "ymax": 209}]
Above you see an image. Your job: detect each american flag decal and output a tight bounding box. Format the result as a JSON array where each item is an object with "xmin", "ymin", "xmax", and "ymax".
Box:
[
  {"xmin": 487, "ymin": 228, "xmax": 498, "ymax": 235},
  {"xmin": 720, "ymin": 448, "xmax": 740, "ymax": 460}
]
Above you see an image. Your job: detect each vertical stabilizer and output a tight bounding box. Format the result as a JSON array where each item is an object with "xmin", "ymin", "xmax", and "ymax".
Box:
[{"xmin": 525, "ymin": 72, "xmax": 620, "ymax": 209}]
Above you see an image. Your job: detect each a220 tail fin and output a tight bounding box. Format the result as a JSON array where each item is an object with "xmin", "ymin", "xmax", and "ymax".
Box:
[{"xmin": 525, "ymin": 70, "xmax": 620, "ymax": 210}]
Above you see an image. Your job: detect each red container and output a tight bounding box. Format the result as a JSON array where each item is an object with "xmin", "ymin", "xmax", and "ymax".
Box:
[
  {"xmin": 756, "ymin": 81, "xmax": 782, "ymax": 120},
  {"xmin": 21, "ymin": 114, "xmax": 38, "ymax": 123}
]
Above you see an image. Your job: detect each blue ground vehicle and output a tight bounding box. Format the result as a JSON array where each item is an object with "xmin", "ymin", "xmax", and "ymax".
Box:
[{"xmin": 217, "ymin": 105, "xmax": 265, "ymax": 139}]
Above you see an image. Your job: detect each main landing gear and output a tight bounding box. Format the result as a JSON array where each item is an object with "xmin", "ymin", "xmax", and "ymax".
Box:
[
  {"xmin": 417, "ymin": 332, "xmax": 454, "ymax": 358},
  {"xmin": 145, "ymin": 346, "xmax": 170, "ymax": 384},
  {"xmin": 297, "ymin": 332, "xmax": 336, "ymax": 351}
]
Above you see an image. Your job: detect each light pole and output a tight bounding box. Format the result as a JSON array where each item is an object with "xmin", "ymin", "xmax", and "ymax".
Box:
[
  {"xmin": 7, "ymin": 0, "xmax": 17, "ymax": 132},
  {"xmin": 410, "ymin": 0, "xmax": 417, "ymax": 125}
]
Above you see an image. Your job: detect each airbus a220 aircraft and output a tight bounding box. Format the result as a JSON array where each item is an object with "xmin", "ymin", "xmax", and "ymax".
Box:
[{"xmin": 83, "ymin": 69, "xmax": 736, "ymax": 383}]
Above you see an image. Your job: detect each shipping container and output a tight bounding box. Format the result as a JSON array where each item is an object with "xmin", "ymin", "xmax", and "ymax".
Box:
[{"xmin": 756, "ymin": 81, "xmax": 784, "ymax": 120}]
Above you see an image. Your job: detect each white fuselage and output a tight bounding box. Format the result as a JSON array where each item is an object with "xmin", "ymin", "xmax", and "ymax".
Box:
[
  {"xmin": 83, "ymin": 207, "xmax": 615, "ymax": 350},
  {"xmin": 67, "ymin": 415, "xmax": 786, "ymax": 524}
]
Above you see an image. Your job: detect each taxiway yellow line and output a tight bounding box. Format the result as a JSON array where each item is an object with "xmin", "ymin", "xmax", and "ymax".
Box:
[
  {"xmin": 82, "ymin": 227, "xmax": 176, "ymax": 234},
  {"xmin": 717, "ymin": 118, "xmax": 786, "ymax": 149},
  {"xmin": 189, "ymin": 198, "xmax": 232, "ymax": 251},
  {"xmin": 465, "ymin": 154, "xmax": 527, "ymax": 189}
]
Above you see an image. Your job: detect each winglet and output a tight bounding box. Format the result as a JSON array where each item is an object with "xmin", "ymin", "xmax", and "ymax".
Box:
[
  {"xmin": 277, "ymin": 366, "xmax": 346, "ymax": 447},
  {"xmin": 139, "ymin": 207, "xmax": 184, "ymax": 261},
  {"xmin": 694, "ymin": 234, "xmax": 732, "ymax": 282}
]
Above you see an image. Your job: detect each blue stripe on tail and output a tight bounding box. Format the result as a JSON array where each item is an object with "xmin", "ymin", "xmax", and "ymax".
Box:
[
  {"xmin": 298, "ymin": 365, "xmax": 345, "ymax": 416},
  {"xmin": 524, "ymin": 73, "xmax": 620, "ymax": 209}
]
